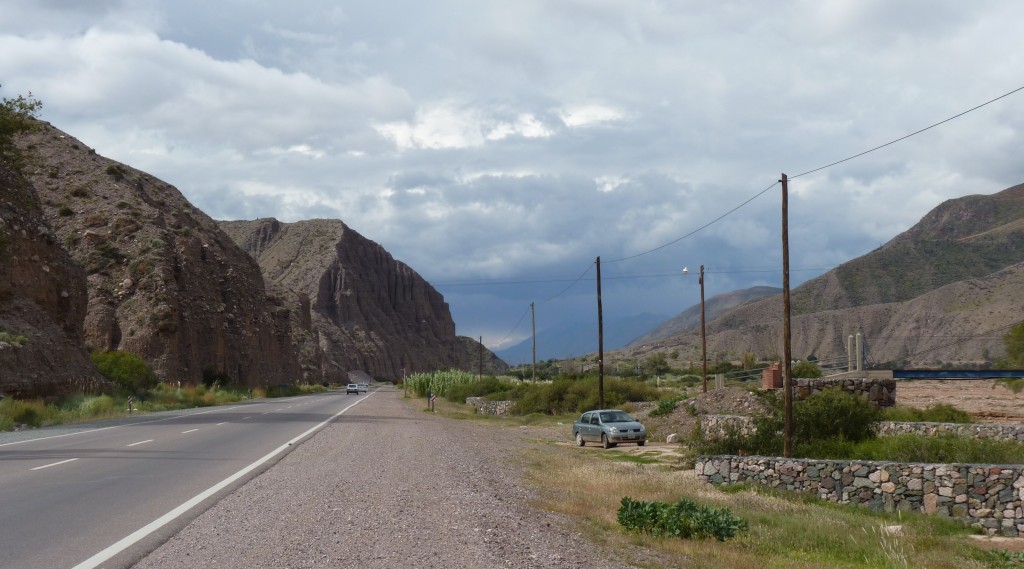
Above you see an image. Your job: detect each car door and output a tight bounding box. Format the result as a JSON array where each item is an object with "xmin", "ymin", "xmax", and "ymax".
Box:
[
  {"xmin": 588, "ymin": 413, "xmax": 602, "ymax": 442},
  {"xmin": 578, "ymin": 413, "xmax": 591, "ymax": 440}
]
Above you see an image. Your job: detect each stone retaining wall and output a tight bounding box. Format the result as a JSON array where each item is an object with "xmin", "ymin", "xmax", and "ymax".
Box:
[
  {"xmin": 877, "ymin": 421, "xmax": 1024, "ymax": 442},
  {"xmin": 696, "ymin": 455, "xmax": 1024, "ymax": 536},
  {"xmin": 796, "ymin": 377, "xmax": 896, "ymax": 407},
  {"xmin": 465, "ymin": 397, "xmax": 516, "ymax": 416},
  {"xmin": 700, "ymin": 414, "xmax": 756, "ymax": 437}
]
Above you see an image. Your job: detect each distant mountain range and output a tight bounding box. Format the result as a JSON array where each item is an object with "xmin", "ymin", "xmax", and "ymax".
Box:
[
  {"xmin": 611, "ymin": 182, "xmax": 1024, "ymax": 369},
  {"xmin": 495, "ymin": 312, "xmax": 669, "ymax": 364}
]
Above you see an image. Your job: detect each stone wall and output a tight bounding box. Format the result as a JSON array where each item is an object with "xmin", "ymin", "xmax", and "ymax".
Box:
[
  {"xmin": 700, "ymin": 414, "xmax": 756, "ymax": 438},
  {"xmin": 877, "ymin": 421, "xmax": 1024, "ymax": 442},
  {"xmin": 465, "ymin": 397, "xmax": 516, "ymax": 416},
  {"xmin": 696, "ymin": 455, "xmax": 1024, "ymax": 536},
  {"xmin": 796, "ymin": 377, "xmax": 896, "ymax": 407}
]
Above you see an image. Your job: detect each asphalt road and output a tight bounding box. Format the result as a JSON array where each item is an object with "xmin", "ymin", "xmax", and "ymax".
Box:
[{"xmin": 0, "ymin": 389, "xmax": 372, "ymax": 569}]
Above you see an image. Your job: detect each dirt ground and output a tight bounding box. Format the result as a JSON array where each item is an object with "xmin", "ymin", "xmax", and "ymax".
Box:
[{"xmin": 895, "ymin": 379, "xmax": 1024, "ymax": 424}]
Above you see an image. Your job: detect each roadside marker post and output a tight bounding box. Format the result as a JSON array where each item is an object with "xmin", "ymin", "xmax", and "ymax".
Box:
[
  {"xmin": 429, "ymin": 392, "xmax": 436, "ymax": 413},
  {"xmin": 127, "ymin": 396, "xmax": 133, "ymax": 415}
]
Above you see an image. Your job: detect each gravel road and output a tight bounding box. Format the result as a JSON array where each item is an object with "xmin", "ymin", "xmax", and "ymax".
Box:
[{"xmin": 133, "ymin": 388, "xmax": 638, "ymax": 569}]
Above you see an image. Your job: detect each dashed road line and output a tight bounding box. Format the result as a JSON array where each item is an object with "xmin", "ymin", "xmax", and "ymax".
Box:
[
  {"xmin": 126, "ymin": 440, "xmax": 154, "ymax": 447},
  {"xmin": 31, "ymin": 458, "xmax": 79, "ymax": 471},
  {"xmin": 181, "ymin": 429, "xmax": 199, "ymax": 434}
]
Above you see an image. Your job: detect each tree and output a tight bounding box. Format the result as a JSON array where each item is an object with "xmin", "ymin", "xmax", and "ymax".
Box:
[
  {"xmin": 646, "ymin": 352, "xmax": 671, "ymax": 375},
  {"xmin": 1003, "ymin": 321, "xmax": 1024, "ymax": 368},
  {"xmin": 0, "ymin": 86, "xmax": 43, "ymax": 168},
  {"xmin": 91, "ymin": 351, "xmax": 158, "ymax": 394},
  {"xmin": 792, "ymin": 360, "xmax": 822, "ymax": 378}
]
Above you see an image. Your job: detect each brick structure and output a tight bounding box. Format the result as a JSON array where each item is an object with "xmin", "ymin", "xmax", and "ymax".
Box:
[{"xmin": 761, "ymin": 362, "xmax": 782, "ymax": 389}]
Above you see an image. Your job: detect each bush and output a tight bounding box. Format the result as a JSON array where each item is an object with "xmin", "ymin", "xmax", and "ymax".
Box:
[
  {"xmin": 692, "ymin": 388, "xmax": 880, "ymax": 457},
  {"xmin": 882, "ymin": 403, "xmax": 973, "ymax": 423},
  {"xmin": 91, "ymin": 350, "xmax": 158, "ymax": 394},
  {"xmin": 794, "ymin": 387, "xmax": 880, "ymax": 443},
  {"xmin": 618, "ymin": 496, "xmax": 748, "ymax": 541},
  {"xmin": 791, "ymin": 361, "xmax": 822, "ymax": 378},
  {"xmin": 650, "ymin": 395, "xmax": 687, "ymax": 418}
]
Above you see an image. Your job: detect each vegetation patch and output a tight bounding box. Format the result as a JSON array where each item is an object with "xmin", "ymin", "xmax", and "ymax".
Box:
[
  {"xmin": 882, "ymin": 403, "xmax": 974, "ymax": 423},
  {"xmin": 618, "ymin": 496, "xmax": 748, "ymax": 541},
  {"xmin": 0, "ymin": 330, "xmax": 29, "ymax": 345}
]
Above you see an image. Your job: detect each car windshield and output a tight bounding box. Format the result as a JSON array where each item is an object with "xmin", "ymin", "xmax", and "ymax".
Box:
[{"xmin": 600, "ymin": 411, "xmax": 634, "ymax": 423}]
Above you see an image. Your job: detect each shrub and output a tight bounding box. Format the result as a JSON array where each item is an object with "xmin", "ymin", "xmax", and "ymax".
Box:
[
  {"xmin": 91, "ymin": 350, "xmax": 158, "ymax": 394},
  {"xmin": 650, "ymin": 395, "xmax": 686, "ymax": 417},
  {"xmin": 0, "ymin": 88, "xmax": 42, "ymax": 168},
  {"xmin": 794, "ymin": 387, "xmax": 880, "ymax": 443},
  {"xmin": 618, "ymin": 496, "xmax": 748, "ymax": 541},
  {"xmin": 792, "ymin": 361, "xmax": 822, "ymax": 378},
  {"xmin": 882, "ymin": 403, "xmax": 973, "ymax": 423},
  {"xmin": 0, "ymin": 330, "xmax": 29, "ymax": 345}
]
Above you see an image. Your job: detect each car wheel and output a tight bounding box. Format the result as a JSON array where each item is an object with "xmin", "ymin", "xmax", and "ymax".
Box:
[
  {"xmin": 601, "ymin": 434, "xmax": 611, "ymax": 449},
  {"xmin": 638, "ymin": 440, "xmax": 646, "ymax": 447},
  {"xmin": 575, "ymin": 432, "xmax": 585, "ymax": 447}
]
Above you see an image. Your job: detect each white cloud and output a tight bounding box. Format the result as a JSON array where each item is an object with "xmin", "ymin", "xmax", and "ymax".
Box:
[
  {"xmin": 2, "ymin": 0, "xmax": 1024, "ymax": 344},
  {"xmin": 558, "ymin": 104, "xmax": 625, "ymax": 128}
]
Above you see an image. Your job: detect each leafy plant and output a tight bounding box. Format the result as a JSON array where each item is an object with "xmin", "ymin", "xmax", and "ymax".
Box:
[
  {"xmin": 792, "ymin": 360, "xmax": 822, "ymax": 378},
  {"xmin": 649, "ymin": 395, "xmax": 686, "ymax": 417},
  {"xmin": 618, "ymin": 496, "xmax": 748, "ymax": 541},
  {"xmin": 0, "ymin": 87, "xmax": 42, "ymax": 168},
  {"xmin": 0, "ymin": 330, "xmax": 29, "ymax": 345},
  {"xmin": 882, "ymin": 403, "xmax": 973, "ymax": 423},
  {"xmin": 91, "ymin": 350, "xmax": 158, "ymax": 394}
]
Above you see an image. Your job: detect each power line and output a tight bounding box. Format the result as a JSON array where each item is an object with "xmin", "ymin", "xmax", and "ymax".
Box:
[
  {"xmin": 791, "ymin": 83, "xmax": 1024, "ymax": 179},
  {"xmin": 607, "ymin": 180, "xmax": 780, "ymax": 263},
  {"xmin": 539, "ymin": 262, "xmax": 594, "ymax": 304},
  {"xmin": 492, "ymin": 304, "xmax": 532, "ymax": 349}
]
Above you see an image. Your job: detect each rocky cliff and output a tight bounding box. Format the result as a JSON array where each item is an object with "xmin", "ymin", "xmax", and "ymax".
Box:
[
  {"xmin": 220, "ymin": 218, "xmax": 502, "ymax": 380},
  {"xmin": 16, "ymin": 123, "xmax": 300, "ymax": 386},
  {"xmin": 0, "ymin": 159, "xmax": 105, "ymax": 398}
]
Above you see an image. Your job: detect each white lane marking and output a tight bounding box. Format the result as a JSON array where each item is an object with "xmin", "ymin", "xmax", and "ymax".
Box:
[
  {"xmin": 0, "ymin": 403, "xmax": 253, "ymax": 448},
  {"xmin": 31, "ymin": 458, "xmax": 79, "ymax": 471},
  {"xmin": 241, "ymin": 416, "xmax": 253, "ymax": 420},
  {"xmin": 126, "ymin": 440, "xmax": 154, "ymax": 447},
  {"xmin": 72, "ymin": 395, "xmax": 369, "ymax": 569},
  {"xmin": 181, "ymin": 429, "xmax": 199, "ymax": 434},
  {"xmin": 216, "ymin": 422, "xmax": 228, "ymax": 426}
]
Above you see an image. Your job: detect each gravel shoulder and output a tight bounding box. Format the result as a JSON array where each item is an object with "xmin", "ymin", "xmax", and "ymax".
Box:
[{"xmin": 133, "ymin": 388, "xmax": 637, "ymax": 569}]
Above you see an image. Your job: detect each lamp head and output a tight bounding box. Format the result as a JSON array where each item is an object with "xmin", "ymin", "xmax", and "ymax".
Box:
[{"xmin": 682, "ymin": 267, "xmax": 689, "ymax": 275}]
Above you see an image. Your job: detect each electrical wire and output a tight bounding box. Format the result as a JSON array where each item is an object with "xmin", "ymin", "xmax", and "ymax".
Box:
[
  {"xmin": 607, "ymin": 180, "xmax": 780, "ymax": 263},
  {"xmin": 790, "ymin": 84, "xmax": 1024, "ymax": 179}
]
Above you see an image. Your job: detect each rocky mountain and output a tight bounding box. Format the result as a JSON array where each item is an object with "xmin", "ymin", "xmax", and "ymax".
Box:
[
  {"xmin": 629, "ymin": 286, "xmax": 780, "ymax": 347},
  {"xmin": 495, "ymin": 313, "xmax": 669, "ymax": 365},
  {"xmin": 219, "ymin": 218, "xmax": 504, "ymax": 381},
  {"xmin": 615, "ymin": 182, "xmax": 1024, "ymax": 369},
  {"xmin": 15, "ymin": 123, "xmax": 301, "ymax": 386},
  {"xmin": 0, "ymin": 158, "xmax": 106, "ymax": 398}
]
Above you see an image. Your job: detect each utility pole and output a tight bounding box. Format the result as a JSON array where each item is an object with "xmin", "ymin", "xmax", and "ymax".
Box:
[
  {"xmin": 781, "ymin": 173, "xmax": 794, "ymax": 458},
  {"xmin": 478, "ymin": 335, "xmax": 484, "ymax": 379},
  {"xmin": 700, "ymin": 264, "xmax": 708, "ymax": 393},
  {"xmin": 531, "ymin": 302, "xmax": 537, "ymax": 382},
  {"xmin": 596, "ymin": 256, "xmax": 604, "ymax": 409}
]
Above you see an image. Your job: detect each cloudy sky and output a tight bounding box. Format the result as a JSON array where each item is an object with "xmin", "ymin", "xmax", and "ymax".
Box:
[{"xmin": 2, "ymin": 1, "xmax": 1023, "ymax": 350}]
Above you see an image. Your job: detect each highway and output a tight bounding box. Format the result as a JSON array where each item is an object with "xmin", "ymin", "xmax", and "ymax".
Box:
[{"xmin": 0, "ymin": 390, "xmax": 371, "ymax": 569}]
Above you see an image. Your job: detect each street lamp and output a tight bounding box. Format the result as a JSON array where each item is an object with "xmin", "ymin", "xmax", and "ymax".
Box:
[{"xmin": 683, "ymin": 265, "xmax": 708, "ymax": 393}]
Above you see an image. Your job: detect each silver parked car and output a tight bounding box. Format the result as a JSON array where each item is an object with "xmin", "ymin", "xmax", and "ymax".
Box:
[{"xmin": 573, "ymin": 409, "xmax": 647, "ymax": 448}]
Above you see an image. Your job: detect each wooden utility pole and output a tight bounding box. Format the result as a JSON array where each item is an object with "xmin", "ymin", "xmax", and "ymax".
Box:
[
  {"xmin": 478, "ymin": 335, "xmax": 484, "ymax": 379},
  {"xmin": 781, "ymin": 173, "xmax": 794, "ymax": 458},
  {"xmin": 531, "ymin": 302, "xmax": 537, "ymax": 382},
  {"xmin": 596, "ymin": 256, "xmax": 605, "ymax": 409},
  {"xmin": 700, "ymin": 264, "xmax": 708, "ymax": 393}
]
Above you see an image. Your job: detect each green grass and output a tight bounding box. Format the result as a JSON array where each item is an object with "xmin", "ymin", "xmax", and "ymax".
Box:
[
  {"xmin": 0, "ymin": 383, "xmax": 327, "ymax": 431},
  {"xmin": 882, "ymin": 403, "xmax": 974, "ymax": 423}
]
